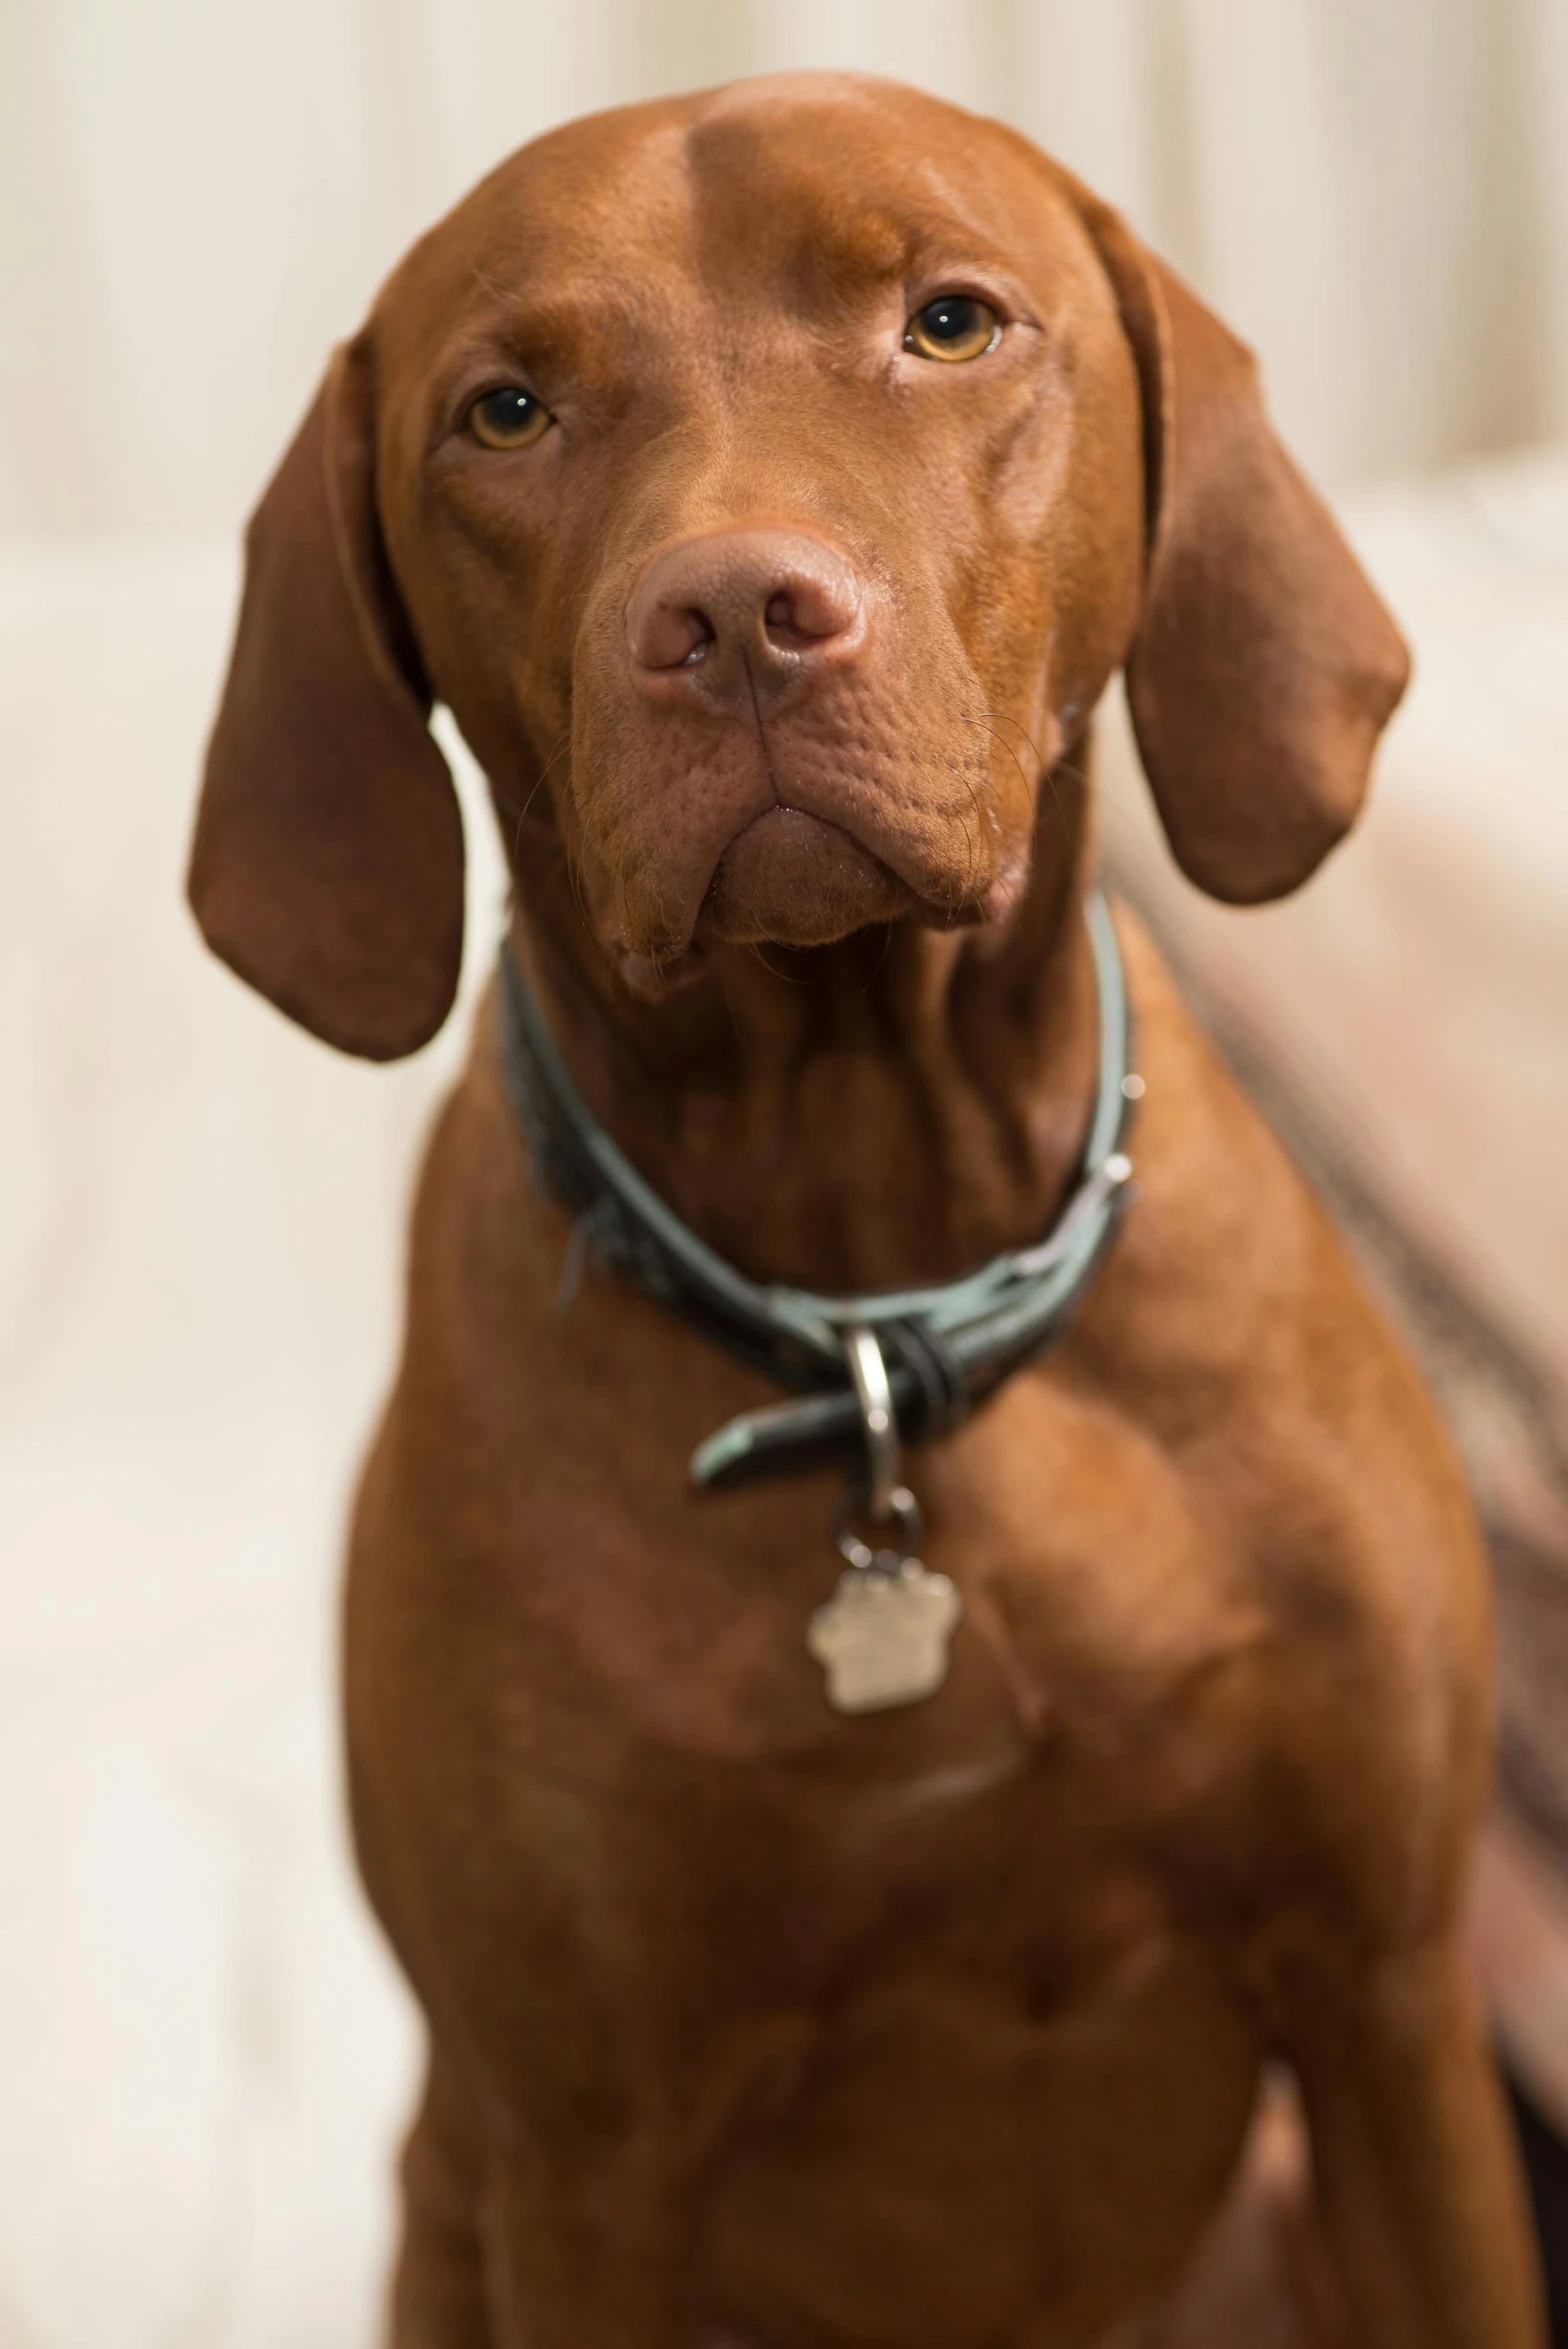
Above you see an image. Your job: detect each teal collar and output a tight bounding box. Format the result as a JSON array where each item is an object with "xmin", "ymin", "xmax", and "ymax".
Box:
[{"xmin": 497, "ymin": 889, "xmax": 1138, "ymax": 1490}]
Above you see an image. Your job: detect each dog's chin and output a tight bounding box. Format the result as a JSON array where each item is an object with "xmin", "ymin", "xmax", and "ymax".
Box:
[
  {"xmin": 696, "ymin": 806, "xmax": 914, "ymax": 950},
  {"xmin": 609, "ymin": 810, "xmax": 1024, "ymax": 995}
]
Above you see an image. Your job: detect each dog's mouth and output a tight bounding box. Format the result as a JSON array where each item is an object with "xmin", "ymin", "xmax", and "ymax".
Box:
[
  {"xmin": 696, "ymin": 806, "xmax": 915, "ymax": 949},
  {"xmin": 606, "ymin": 801, "xmax": 1029, "ymax": 998}
]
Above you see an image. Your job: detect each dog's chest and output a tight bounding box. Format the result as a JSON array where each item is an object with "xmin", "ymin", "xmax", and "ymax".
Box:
[
  {"xmin": 671, "ymin": 1720, "xmax": 1263, "ymax": 2346},
  {"xmin": 362, "ymin": 1328, "xmax": 1280, "ymax": 2341},
  {"xmin": 520, "ymin": 1357, "xmax": 1261, "ymax": 1785},
  {"xmin": 476, "ymin": 1377, "xmax": 1268, "ymax": 2001}
]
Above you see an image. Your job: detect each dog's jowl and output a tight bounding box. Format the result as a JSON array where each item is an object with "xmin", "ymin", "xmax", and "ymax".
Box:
[{"xmin": 188, "ymin": 73, "xmax": 1544, "ymax": 2349}]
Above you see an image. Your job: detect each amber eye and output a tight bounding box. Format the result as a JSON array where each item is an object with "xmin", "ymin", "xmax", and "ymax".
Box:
[
  {"xmin": 468, "ymin": 386, "xmax": 552, "ymax": 449},
  {"xmin": 904, "ymin": 294, "xmax": 1000, "ymax": 364}
]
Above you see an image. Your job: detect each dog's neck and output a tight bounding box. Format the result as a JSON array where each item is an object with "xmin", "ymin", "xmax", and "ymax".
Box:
[{"xmin": 509, "ymin": 767, "xmax": 1101, "ymax": 1296}]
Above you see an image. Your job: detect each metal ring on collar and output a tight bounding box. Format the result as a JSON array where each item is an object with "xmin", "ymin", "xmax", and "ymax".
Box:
[
  {"xmin": 835, "ymin": 1483, "xmax": 924, "ymax": 1572},
  {"xmin": 842, "ymin": 1323, "xmax": 902, "ymax": 1520}
]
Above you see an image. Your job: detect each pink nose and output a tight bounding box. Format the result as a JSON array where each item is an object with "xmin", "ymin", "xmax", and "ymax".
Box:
[{"xmin": 625, "ymin": 529, "xmax": 866, "ymax": 708}]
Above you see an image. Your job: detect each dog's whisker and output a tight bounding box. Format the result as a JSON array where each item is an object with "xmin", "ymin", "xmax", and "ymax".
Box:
[
  {"xmin": 749, "ymin": 941, "xmax": 811, "ymax": 988},
  {"xmin": 500, "ymin": 730, "xmax": 573, "ymax": 862},
  {"xmin": 960, "ymin": 713, "xmax": 1039, "ymax": 858},
  {"xmin": 859, "ymin": 922, "xmax": 896, "ymax": 994},
  {"xmin": 966, "ymin": 707, "xmax": 1060, "ymax": 824},
  {"xmin": 559, "ymin": 829, "xmax": 598, "ymax": 947}
]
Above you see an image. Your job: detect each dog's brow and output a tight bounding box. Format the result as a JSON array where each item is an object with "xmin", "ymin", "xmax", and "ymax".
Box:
[
  {"xmin": 461, "ymin": 281, "xmax": 617, "ymax": 357},
  {"xmin": 784, "ymin": 205, "xmax": 914, "ymax": 294},
  {"xmin": 424, "ymin": 285, "xmax": 657, "ymax": 405},
  {"xmin": 794, "ymin": 200, "xmax": 1026, "ymax": 312}
]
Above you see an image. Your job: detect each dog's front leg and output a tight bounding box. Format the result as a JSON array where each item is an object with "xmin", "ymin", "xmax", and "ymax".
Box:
[
  {"xmin": 390, "ymin": 2068, "xmax": 697, "ymax": 2349},
  {"xmin": 461, "ymin": 1996, "xmax": 808, "ymax": 2349},
  {"xmin": 480, "ymin": 2084, "xmax": 740, "ymax": 2349},
  {"xmin": 483, "ymin": 2145, "xmax": 688, "ymax": 2349},
  {"xmin": 390, "ymin": 2052, "xmax": 495, "ymax": 2349},
  {"xmin": 384, "ymin": 1993, "xmax": 777, "ymax": 2349},
  {"xmin": 1287, "ymin": 1933, "xmax": 1545, "ymax": 2345}
]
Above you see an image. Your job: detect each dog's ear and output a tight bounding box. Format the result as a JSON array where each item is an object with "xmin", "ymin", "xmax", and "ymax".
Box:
[
  {"xmin": 188, "ymin": 333, "xmax": 463, "ymax": 1059},
  {"xmin": 1071, "ymin": 186, "xmax": 1410, "ymax": 903}
]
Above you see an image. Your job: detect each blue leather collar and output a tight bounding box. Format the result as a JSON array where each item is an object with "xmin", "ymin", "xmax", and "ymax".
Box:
[{"xmin": 496, "ymin": 890, "xmax": 1138, "ymax": 1489}]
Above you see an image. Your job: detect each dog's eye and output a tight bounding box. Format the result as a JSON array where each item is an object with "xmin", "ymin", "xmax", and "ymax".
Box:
[
  {"xmin": 468, "ymin": 386, "xmax": 552, "ymax": 449},
  {"xmin": 903, "ymin": 296, "xmax": 1000, "ymax": 364}
]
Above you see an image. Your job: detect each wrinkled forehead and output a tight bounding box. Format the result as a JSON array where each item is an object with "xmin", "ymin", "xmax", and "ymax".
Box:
[{"xmin": 375, "ymin": 79, "xmax": 1096, "ymax": 374}]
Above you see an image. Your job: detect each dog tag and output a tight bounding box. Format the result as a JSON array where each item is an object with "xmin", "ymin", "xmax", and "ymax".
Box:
[{"xmin": 808, "ymin": 1556, "xmax": 961, "ymax": 1715}]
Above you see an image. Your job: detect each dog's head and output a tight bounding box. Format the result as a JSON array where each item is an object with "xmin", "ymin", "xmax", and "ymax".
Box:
[{"xmin": 189, "ymin": 75, "xmax": 1408, "ymax": 1059}]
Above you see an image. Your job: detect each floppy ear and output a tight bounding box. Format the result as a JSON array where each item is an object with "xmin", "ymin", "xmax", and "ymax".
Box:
[
  {"xmin": 1072, "ymin": 187, "xmax": 1411, "ymax": 903},
  {"xmin": 187, "ymin": 333, "xmax": 463, "ymax": 1059}
]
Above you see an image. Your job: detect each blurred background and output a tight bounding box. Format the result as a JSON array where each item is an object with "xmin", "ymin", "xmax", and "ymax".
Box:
[{"xmin": 2, "ymin": 2, "xmax": 1566, "ymax": 2342}]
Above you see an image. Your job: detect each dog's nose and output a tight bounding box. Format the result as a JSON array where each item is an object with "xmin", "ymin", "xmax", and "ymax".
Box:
[{"xmin": 626, "ymin": 529, "xmax": 866, "ymax": 706}]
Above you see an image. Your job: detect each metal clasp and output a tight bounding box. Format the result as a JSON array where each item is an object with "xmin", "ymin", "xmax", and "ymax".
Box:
[
  {"xmin": 842, "ymin": 1323, "xmax": 903, "ymax": 1523},
  {"xmin": 833, "ymin": 1481, "xmax": 925, "ymax": 1574}
]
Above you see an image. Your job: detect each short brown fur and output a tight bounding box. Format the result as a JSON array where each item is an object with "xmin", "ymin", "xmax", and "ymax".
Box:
[{"xmin": 189, "ymin": 74, "xmax": 1542, "ymax": 2347}]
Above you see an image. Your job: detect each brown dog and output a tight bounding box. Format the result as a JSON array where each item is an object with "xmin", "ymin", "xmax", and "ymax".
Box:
[{"xmin": 188, "ymin": 73, "xmax": 1544, "ymax": 2348}]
